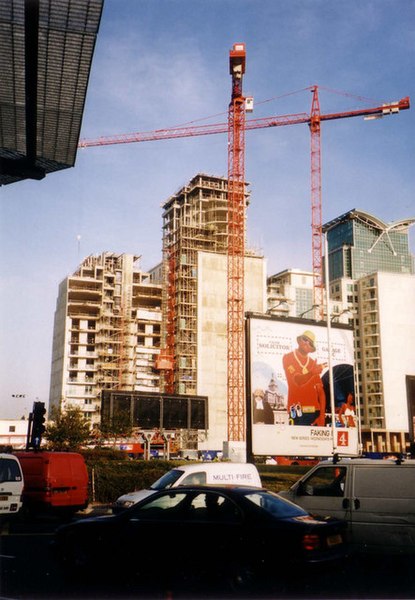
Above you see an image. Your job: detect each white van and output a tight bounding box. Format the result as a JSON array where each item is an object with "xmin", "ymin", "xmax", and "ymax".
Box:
[
  {"xmin": 112, "ymin": 462, "xmax": 262, "ymax": 513},
  {"xmin": 279, "ymin": 458, "xmax": 415, "ymax": 555},
  {"xmin": 0, "ymin": 454, "xmax": 24, "ymax": 516}
]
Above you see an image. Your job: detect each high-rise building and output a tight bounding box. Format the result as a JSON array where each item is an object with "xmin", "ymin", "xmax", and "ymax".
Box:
[
  {"xmin": 159, "ymin": 173, "xmax": 266, "ymax": 451},
  {"xmin": 267, "ymin": 269, "xmax": 314, "ymax": 318},
  {"xmin": 326, "ymin": 209, "xmax": 414, "ymax": 281},
  {"xmin": 324, "ymin": 209, "xmax": 415, "ymax": 453},
  {"xmin": 159, "ymin": 173, "xmax": 252, "ymax": 396},
  {"xmin": 49, "ymin": 253, "xmax": 162, "ymax": 426}
]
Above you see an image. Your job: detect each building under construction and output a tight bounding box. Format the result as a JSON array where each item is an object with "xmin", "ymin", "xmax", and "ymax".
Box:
[
  {"xmin": 159, "ymin": 173, "xmax": 247, "ymax": 395},
  {"xmin": 158, "ymin": 173, "xmax": 266, "ymax": 450},
  {"xmin": 49, "ymin": 253, "xmax": 162, "ymax": 426}
]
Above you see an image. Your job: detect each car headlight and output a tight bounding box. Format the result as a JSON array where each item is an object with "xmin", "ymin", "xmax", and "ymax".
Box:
[{"xmin": 117, "ymin": 500, "xmax": 136, "ymax": 508}]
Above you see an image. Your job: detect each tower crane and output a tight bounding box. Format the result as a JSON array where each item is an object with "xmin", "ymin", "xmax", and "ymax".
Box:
[
  {"xmin": 79, "ymin": 57, "xmax": 410, "ymax": 444},
  {"xmin": 227, "ymin": 43, "xmax": 247, "ymax": 442},
  {"xmin": 79, "ymin": 92, "xmax": 410, "ymax": 319}
]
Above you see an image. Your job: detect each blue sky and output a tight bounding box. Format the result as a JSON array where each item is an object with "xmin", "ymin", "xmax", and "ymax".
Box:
[{"xmin": 1, "ymin": 0, "xmax": 414, "ymax": 419}]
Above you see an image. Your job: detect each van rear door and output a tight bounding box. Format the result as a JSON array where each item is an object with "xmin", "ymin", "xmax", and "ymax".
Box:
[
  {"xmin": 350, "ymin": 464, "xmax": 415, "ymax": 554},
  {"xmin": 48, "ymin": 454, "xmax": 88, "ymax": 508},
  {"xmin": 0, "ymin": 455, "xmax": 23, "ymax": 515}
]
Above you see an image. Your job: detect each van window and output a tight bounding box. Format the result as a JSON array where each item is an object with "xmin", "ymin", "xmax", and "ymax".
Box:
[
  {"xmin": 0, "ymin": 458, "xmax": 22, "ymax": 483},
  {"xmin": 354, "ymin": 468, "xmax": 414, "ymax": 499},
  {"xmin": 181, "ymin": 472, "xmax": 207, "ymax": 485},
  {"xmin": 298, "ymin": 467, "xmax": 347, "ymax": 497}
]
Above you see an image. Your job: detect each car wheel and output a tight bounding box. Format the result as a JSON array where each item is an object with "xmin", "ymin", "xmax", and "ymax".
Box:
[
  {"xmin": 226, "ymin": 560, "xmax": 257, "ymax": 592},
  {"xmin": 63, "ymin": 535, "xmax": 93, "ymax": 574}
]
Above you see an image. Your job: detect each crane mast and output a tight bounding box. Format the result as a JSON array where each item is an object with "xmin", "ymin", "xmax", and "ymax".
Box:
[
  {"xmin": 310, "ymin": 86, "xmax": 324, "ymax": 318},
  {"xmin": 227, "ymin": 43, "xmax": 247, "ymax": 443}
]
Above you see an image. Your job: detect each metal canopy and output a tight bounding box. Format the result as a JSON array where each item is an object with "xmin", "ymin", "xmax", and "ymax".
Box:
[{"xmin": 0, "ymin": 0, "xmax": 103, "ymax": 185}]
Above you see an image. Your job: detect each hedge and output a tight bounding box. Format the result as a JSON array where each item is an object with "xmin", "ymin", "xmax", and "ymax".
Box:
[{"xmin": 81, "ymin": 449, "xmax": 309, "ymax": 504}]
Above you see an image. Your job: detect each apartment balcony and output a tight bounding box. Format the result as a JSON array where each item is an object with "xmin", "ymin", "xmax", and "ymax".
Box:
[
  {"xmin": 98, "ymin": 360, "xmax": 120, "ymax": 369},
  {"xmin": 368, "ymin": 417, "xmax": 385, "ymax": 429},
  {"xmin": 76, "ymin": 364, "xmax": 97, "ymax": 372},
  {"xmin": 363, "ymin": 341, "xmax": 380, "ymax": 350},
  {"xmin": 365, "ymin": 361, "xmax": 381, "ymax": 370},
  {"xmin": 82, "ymin": 403, "xmax": 100, "ymax": 413},
  {"xmin": 68, "ymin": 285, "xmax": 102, "ymax": 297},
  {"xmin": 67, "ymin": 377, "xmax": 92, "ymax": 385},
  {"xmin": 68, "ymin": 304, "xmax": 101, "ymax": 317},
  {"xmin": 135, "ymin": 384, "xmax": 160, "ymax": 393},
  {"xmin": 96, "ymin": 375, "xmax": 119, "ymax": 384},
  {"xmin": 365, "ymin": 377, "xmax": 382, "ymax": 386}
]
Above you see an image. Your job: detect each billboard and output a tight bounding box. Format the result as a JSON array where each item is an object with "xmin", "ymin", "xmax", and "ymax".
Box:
[
  {"xmin": 101, "ymin": 391, "xmax": 208, "ymax": 431},
  {"xmin": 247, "ymin": 315, "xmax": 359, "ymax": 457}
]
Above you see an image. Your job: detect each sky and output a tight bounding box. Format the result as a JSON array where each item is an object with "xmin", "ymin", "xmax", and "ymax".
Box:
[{"xmin": 1, "ymin": 0, "xmax": 414, "ymax": 419}]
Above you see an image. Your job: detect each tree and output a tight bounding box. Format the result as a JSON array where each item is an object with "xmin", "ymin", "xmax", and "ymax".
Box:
[
  {"xmin": 96, "ymin": 412, "xmax": 133, "ymax": 448},
  {"xmin": 45, "ymin": 407, "xmax": 91, "ymax": 451}
]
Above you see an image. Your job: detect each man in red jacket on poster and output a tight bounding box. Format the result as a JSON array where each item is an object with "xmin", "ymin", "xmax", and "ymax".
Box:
[{"xmin": 283, "ymin": 330, "xmax": 327, "ymax": 426}]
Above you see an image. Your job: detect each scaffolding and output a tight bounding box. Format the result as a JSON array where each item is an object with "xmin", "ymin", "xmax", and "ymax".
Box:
[
  {"xmin": 159, "ymin": 173, "xmax": 250, "ymax": 397},
  {"xmin": 58, "ymin": 252, "xmax": 162, "ymax": 424}
]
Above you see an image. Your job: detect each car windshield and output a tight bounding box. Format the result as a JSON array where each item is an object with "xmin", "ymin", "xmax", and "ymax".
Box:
[
  {"xmin": 151, "ymin": 469, "xmax": 184, "ymax": 490},
  {"xmin": 244, "ymin": 490, "xmax": 308, "ymax": 518}
]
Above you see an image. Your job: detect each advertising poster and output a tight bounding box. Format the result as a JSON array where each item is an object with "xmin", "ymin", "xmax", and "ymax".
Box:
[{"xmin": 247, "ymin": 316, "xmax": 359, "ymax": 457}]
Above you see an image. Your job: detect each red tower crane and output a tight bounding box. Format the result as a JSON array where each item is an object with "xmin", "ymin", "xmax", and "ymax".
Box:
[
  {"xmin": 227, "ymin": 43, "xmax": 247, "ymax": 442},
  {"xmin": 79, "ymin": 93, "xmax": 410, "ymax": 318}
]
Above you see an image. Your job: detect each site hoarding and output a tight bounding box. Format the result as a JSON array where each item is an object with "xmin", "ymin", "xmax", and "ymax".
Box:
[{"xmin": 247, "ymin": 315, "xmax": 359, "ymax": 457}]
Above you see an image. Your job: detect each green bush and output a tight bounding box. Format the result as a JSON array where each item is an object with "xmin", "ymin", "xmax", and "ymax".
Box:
[
  {"xmin": 257, "ymin": 465, "xmax": 309, "ymax": 493},
  {"xmin": 79, "ymin": 450, "xmax": 309, "ymax": 504}
]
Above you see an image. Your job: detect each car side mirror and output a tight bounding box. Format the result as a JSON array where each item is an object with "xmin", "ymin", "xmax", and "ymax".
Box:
[
  {"xmin": 297, "ymin": 481, "xmax": 306, "ymax": 496},
  {"xmin": 297, "ymin": 480, "xmax": 314, "ymax": 496}
]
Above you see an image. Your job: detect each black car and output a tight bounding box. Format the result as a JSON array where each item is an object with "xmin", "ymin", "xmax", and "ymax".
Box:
[{"xmin": 52, "ymin": 485, "xmax": 348, "ymax": 590}]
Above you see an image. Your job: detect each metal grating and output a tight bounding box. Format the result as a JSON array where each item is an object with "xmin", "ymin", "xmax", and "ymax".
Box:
[{"xmin": 0, "ymin": 0, "xmax": 103, "ymax": 185}]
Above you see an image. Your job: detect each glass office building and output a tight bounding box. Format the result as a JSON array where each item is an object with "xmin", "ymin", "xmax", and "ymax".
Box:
[
  {"xmin": 323, "ymin": 209, "xmax": 415, "ymax": 453},
  {"xmin": 325, "ymin": 209, "xmax": 414, "ymax": 281}
]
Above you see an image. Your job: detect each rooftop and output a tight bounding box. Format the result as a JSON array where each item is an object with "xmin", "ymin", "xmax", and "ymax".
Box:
[{"xmin": 0, "ymin": 0, "xmax": 103, "ymax": 186}]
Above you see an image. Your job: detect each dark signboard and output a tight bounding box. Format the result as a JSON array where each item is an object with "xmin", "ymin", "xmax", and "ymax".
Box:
[{"xmin": 101, "ymin": 391, "xmax": 208, "ymax": 431}]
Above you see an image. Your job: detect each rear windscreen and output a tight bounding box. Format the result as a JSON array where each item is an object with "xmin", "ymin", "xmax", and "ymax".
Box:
[{"xmin": 0, "ymin": 458, "xmax": 22, "ymax": 482}]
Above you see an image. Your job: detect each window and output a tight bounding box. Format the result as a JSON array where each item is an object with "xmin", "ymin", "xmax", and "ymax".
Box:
[
  {"xmin": 132, "ymin": 492, "xmax": 188, "ymax": 520},
  {"xmin": 181, "ymin": 472, "xmax": 206, "ymax": 485},
  {"xmin": 0, "ymin": 458, "xmax": 22, "ymax": 482},
  {"xmin": 188, "ymin": 492, "xmax": 240, "ymax": 522},
  {"xmin": 354, "ymin": 468, "xmax": 413, "ymax": 499},
  {"xmin": 298, "ymin": 467, "xmax": 347, "ymax": 497},
  {"xmin": 245, "ymin": 491, "xmax": 306, "ymax": 518}
]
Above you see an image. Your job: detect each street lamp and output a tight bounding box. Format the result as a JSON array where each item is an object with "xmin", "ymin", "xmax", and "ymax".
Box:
[
  {"xmin": 299, "ymin": 304, "xmax": 319, "ymax": 318},
  {"xmin": 331, "ymin": 308, "xmax": 356, "ymax": 323},
  {"xmin": 267, "ymin": 299, "xmax": 293, "ymax": 315}
]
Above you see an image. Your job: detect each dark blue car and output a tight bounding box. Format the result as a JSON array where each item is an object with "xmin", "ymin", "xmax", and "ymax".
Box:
[{"xmin": 53, "ymin": 485, "xmax": 348, "ymax": 590}]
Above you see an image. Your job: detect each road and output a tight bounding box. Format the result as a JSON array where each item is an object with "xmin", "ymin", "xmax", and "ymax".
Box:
[{"xmin": 1, "ymin": 509, "xmax": 414, "ymax": 599}]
